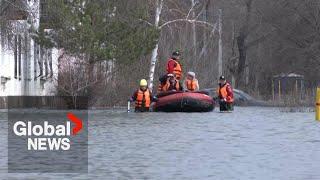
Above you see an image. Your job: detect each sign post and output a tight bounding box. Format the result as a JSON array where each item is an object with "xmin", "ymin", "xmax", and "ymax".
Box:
[{"xmin": 316, "ymin": 88, "xmax": 320, "ymax": 120}]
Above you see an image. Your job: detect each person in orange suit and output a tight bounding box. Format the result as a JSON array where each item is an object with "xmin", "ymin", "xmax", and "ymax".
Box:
[
  {"xmin": 166, "ymin": 51, "xmax": 183, "ymax": 80},
  {"xmin": 216, "ymin": 76, "xmax": 234, "ymax": 112},
  {"xmin": 184, "ymin": 72, "xmax": 199, "ymax": 91}
]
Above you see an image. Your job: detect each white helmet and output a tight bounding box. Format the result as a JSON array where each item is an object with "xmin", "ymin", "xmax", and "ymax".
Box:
[{"xmin": 187, "ymin": 72, "xmax": 195, "ymax": 78}]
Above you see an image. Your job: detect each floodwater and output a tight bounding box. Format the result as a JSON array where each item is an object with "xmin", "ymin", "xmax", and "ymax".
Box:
[{"xmin": 0, "ymin": 107, "xmax": 319, "ymax": 180}]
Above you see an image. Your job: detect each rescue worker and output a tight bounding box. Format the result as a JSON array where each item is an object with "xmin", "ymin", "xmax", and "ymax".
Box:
[
  {"xmin": 216, "ymin": 76, "xmax": 234, "ymax": 112},
  {"xmin": 166, "ymin": 51, "xmax": 183, "ymax": 80},
  {"xmin": 130, "ymin": 79, "xmax": 157, "ymax": 112},
  {"xmin": 157, "ymin": 74, "xmax": 168, "ymax": 93},
  {"xmin": 184, "ymin": 72, "xmax": 199, "ymax": 91},
  {"xmin": 162, "ymin": 74, "xmax": 183, "ymax": 92}
]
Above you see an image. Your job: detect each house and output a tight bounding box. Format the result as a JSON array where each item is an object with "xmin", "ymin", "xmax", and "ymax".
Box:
[{"xmin": 0, "ymin": 0, "xmax": 59, "ymax": 96}]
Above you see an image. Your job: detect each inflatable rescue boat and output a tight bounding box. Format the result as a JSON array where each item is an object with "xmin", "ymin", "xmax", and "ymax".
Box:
[{"xmin": 153, "ymin": 91, "xmax": 214, "ymax": 112}]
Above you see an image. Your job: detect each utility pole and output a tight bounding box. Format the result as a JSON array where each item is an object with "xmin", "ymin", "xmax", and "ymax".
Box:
[
  {"xmin": 217, "ymin": 9, "xmax": 223, "ymax": 77},
  {"xmin": 191, "ymin": 0, "xmax": 197, "ymax": 66}
]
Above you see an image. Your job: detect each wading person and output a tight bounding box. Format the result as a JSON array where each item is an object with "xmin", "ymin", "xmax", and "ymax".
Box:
[
  {"xmin": 162, "ymin": 74, "xmax": 183, "ymax": 92},
  {"xmin": 166, "ymin": 51, "xmax": 183, "ymax": 80},
  {"xmin": 130, "ymin": 79, "xmax": 157, "ymax": 112},
  {"xmin": 216, "ymin": 76, "xmax": 234, "ymax": 112},
  {"xmin": 184, "ymin": 72, "xmax": 199, "ymax": 91}
]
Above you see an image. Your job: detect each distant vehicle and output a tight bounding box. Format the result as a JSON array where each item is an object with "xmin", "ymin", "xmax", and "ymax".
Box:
[{"xmin": 204, "ymin": 88, "xmax": 270, "ymax": 106}]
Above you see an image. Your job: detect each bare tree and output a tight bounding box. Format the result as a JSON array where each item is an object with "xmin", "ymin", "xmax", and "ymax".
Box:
[{"xmin": 147, "ymin": 0, "xmax": 217, "ymax": 90}]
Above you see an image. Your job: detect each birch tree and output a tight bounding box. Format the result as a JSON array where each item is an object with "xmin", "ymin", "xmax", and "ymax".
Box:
[
  {"xmin": 147, "ymin": 0, "xmax": 217, "ymax": 90},
  {"xmin": 148, "ymin": 0, "xmax": 163, "ymax": 90}
]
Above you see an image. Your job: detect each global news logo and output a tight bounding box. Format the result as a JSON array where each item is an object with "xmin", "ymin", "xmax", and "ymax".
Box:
[{"xmin": 12, "ymin": 112, "xmax": 83, "ymax": 151}]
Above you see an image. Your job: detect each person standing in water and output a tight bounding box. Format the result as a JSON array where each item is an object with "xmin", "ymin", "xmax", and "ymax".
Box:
[
  {"xmin": 216, "ymin": 76, "xmax": 234, "ymax": 112},
  {"xmin": 130, "ymin": 79, "xmax": 157, "ymax": 112}
]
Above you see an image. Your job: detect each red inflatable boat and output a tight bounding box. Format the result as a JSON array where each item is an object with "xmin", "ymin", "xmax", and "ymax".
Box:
[{"xmin": 153, "ymin": 91, "xmax": 214, "ymax": 112}]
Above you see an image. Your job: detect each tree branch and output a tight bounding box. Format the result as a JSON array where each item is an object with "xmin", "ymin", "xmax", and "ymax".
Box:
[
  {"xmin": 197, "ymin": 22, "xmax": 218, "ymax": 61},
  {"xmin": 160, "ymin": 19, "xmax": 214, "ymax": 29},
  {"xmin": 139, "ymin": 19, "xmax": 153, "ymax": 26},
  {"xmin": 186, "ymin": 1, "xmax": 198, "ymax": 19},
  {"xmin": 246, "ymin": 31, "xmax": 274, "ymax": 49}
]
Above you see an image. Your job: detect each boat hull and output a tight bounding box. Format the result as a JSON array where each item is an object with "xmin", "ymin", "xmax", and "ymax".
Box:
[{"xmin": 153, "ymin": 91, "xmax": 214, "ymax": 112}]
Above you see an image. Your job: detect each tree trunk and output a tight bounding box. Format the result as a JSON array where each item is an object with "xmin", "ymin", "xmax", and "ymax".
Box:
[
  {"xmin": 236, "ymin": 0, "xmax": 253, "ymax": 88},
  {"xmin": 231, "ymin": 22, "xmax": 237, "ymax": 87},
  {"xmin": 202, "ymin": 1, "xmax": 210, "ymax": 59},
  {"xmin": 245, "ymin": 61, "xmax": 249, "ymax": 87},
  {"xmin": 148, "ymin": 43, "xmax": 159, "ymax": 90},
  {"xmin": 148, "ymin": 0, "xmax": 163, "ymax": 90},
  {"xmin": 236, "ymin": 34, "xmax": 247, "ymax": 88},
  {"xmin": 87, "ymin": 57, "xmax": 95, "ymax": 104}
]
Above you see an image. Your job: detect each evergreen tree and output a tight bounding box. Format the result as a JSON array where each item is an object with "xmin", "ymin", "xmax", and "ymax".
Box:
[{"xmin": 32, "ymin": 0, "xmax": 159, "ymax": 97}]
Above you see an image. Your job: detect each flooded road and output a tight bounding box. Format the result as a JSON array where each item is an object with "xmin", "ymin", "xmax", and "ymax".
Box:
[{"xmin": 0, "ymin": 107, "xmax": 319, "ymax": 179}]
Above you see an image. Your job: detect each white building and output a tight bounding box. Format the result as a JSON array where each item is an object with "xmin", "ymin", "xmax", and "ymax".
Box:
[{"xmin": 0, "ymin": 0, "xmax": 58, "ymax": 96}]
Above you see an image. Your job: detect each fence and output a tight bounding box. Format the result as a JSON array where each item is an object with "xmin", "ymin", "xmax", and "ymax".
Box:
[{"xmin": 0, "ymin": 96, "xmax": 88, "ymax": 109}]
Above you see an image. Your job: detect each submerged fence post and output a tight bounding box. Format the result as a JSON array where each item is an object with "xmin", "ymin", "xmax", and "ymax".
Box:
[
  {"xmin": 316, "ymin": 88, "xmax": 320, "ymax": 121},
  {"xmin": 278, "ymin": 80, "xmax": 281, "ymax": 100}
]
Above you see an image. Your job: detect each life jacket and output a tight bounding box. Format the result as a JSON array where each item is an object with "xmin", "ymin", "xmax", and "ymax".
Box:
[
  {"xmin": 157, "ymin": 75, "xmax": 168, "ymax": 93},
  {"xmin": 167, "ymin": 59, "xmax": 182, "ymax": 80},
  {"xmin": 157, "ymin": 84, "xmax": 162, "ymax": 92},
  {"xmin": 217, "ymin": 83, "xmax": 234, "ymax": 103},
  {"xmin": 157, "ymin": 83, "xmax": 165, "ymax": 92},
  {"xmin": 185, "ymin": 79, "xmax": 198, "ymax": 91},
  {"xmin": 163, "ymin": 80, "xmax": 180, "ymax": 92},
  {"xmin": 136, "ymin": 89, "xmax": 151, "ymax": 108}
]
